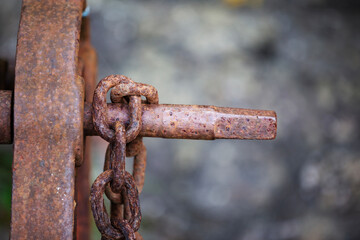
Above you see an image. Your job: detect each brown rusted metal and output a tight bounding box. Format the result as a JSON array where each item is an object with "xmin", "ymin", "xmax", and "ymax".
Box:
[
  {"xmin": 127, "ymin": 137, "xmax": 147, "ymax": 193},
  {"xmin": 0, "ymin": 101, "xmax": 277, "ymax": 144},
  {"xmin": 1, "ymin": 0, "xmax": 279, "ymax": 238},
  {"xmin": 110, "ymin": 78, "xmax": 159, "ymax": 144},
  {"xmin": 0, "ymin": 90, "xmax": 12, "ymax": 144},
  {"xmin": 11, "ymin": 0, "xmax": 84, "ymax": 239},
  {"xmin": 90, "ymin": 170, "xmax": 141, "ymax": 240},
  {"xmin": 92, "ymin": 76, "xmax": 144, "ymax": 239},
  {"xmin": 75, "ymin": 15, "xmax": 97, "ymax": 240},
  {"xmin": 110, "ymin": 80, "xmax": 159, "ymax": 105},
  {"xmin": 92, "ymin": 75, "xmax": 133, "ymax": 142},
  {"xmin": 92, "ymin": 75, "xmax": 159, "ymax": 144},
  {"xmin": 135, "ymin": 232, "xmax": 144, "ymax": 240},
  {"xmin": 84, "ymin": 102, "xmax": 277, "ymax": 140},
  {"xmin": 125, "ymin": 96, "xmax": 142, "ymax": 143},
  {"xmin": 109, "ymin": 75, "xmax": 156, "ymax": 197},
  {"xmin": 104, "ymin": 138, "xmax": 146, "ymax": 203},
  {"xmin": 110, "ymin": 122, "xmax": 127, "ymax": 193},
  {"xmin": 91, "ymin": 170, "xmax": 125, "ymax": 239},
  {"xmin": 104, "ymin": 144, "xmax": 123, "ymax": 204}
]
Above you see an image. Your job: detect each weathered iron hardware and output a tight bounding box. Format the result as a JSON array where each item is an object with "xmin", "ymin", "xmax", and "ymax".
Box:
[
  {"xmin": 84, "ymin": 74, "xmax": 277, "ymax": 239},
  {"xmin": 91, "ymin": 75, "xmax": 150, "ymax": 239},
  {"xmin": 0, "ymin": 91, "xmax": 277, "ymax": 144},
  {"xmin": 1, "ymin": 0, "xmax": 277, "ymax": 239}
]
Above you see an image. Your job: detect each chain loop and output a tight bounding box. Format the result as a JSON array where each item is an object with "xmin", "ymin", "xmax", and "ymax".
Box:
[
  {"xmin": 91, "ymin": 75, "xmax": 158, "ymax": 239},
  {"xmin": 110, "ymin": 81, "xmax": 159, "ymax": 104},
  {"xmin": 124, "ymin": 96, "xmax": 142, "ymax": 143},
  {"xmin": 128, "ymin": 138, "xmax": 147, "ymax": 193},
  {"xmin": 109, "ymin": 122, "xmax": 126, "ymax": 193},
  {"xmin": 92, "ymin": 75, "xmax": 133, "ymax": 142},
  {"xmin": 104, "ymin": 139, "xmax": 146, "ymax": 203},
  {"xmin": 90, "ymin": 170, "xmax": 140, "ymax": 240},
  {"xmin": 90, "ymin": 170, "xmax": 129, "ymax": 240}
]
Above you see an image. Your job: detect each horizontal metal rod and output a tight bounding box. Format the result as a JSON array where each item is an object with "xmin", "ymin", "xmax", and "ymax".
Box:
[
  {"xmin": 0, "ymin": 94, "xmax": 277, "ymax": 143},
  {"xmin": 84, "ymin": 102, "xmax": 277, "ymax": 140}
]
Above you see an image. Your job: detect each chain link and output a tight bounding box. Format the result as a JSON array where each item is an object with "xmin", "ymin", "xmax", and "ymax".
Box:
[{"xmin": 91, "ymin": 75, "xmax": 158, "ymax": 239}]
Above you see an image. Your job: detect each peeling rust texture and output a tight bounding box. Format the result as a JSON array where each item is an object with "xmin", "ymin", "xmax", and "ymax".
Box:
[
  {"xmin": 84, "ymin": 103, "xmax": 277, "ymax": 140},
  {"xmin": 90, "ymin": 170, "xmax": 141, "ymax": 240},
  {"xmin": 91, "ymin": 76, "xmax": 143, "ymax": 239},
  {"xmin": 11, "ymin": 0, "xmax": 84, "ymax": 239},
  {"xmin": 0, "ymin": 90, "xmax": 11, "ymax": 144}
]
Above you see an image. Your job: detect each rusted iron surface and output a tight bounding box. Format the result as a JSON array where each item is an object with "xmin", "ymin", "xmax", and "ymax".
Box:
[
  {"xmin": 104, "ymin": 139, "xmax": 146, "ymax": 201},
  {"xmin": 75, "ymin": 15, "xmax": 97, "ymax": 240},
  {"xmin": 91, "ymin": 76, "xmax": 143, "ymax": 239},
  {"xmin": 0, "ymin": 96, "xmax": 278, "ymax": 143},
  {"xmin": 91, "ymin": 170, "xmax": 140, "ymax": 240},
  {"xmin": 0, "ymin": 92, "xmax": 277, "ymax": 146},
  {"xmin": 108, "ymin": 75, "xmax": 156, "ymax": 200},
  {"xmin": 91, "ymin": 170, "xmax": 141, "ymax": 240},
  {"xmin": 123, "ymin": 95, "xmax": 142, "ymax": 143},
  {"xmin": 0, "ymin": 90, "xmax": 11, "ymax": 144},
  {"xmin": 127, "ymin": 137, "xmax": 147, "ymax": 193},
  {"xmin": 110, "ymin": 79, "xmax": 159, "ymax": 105},
  {"xmin": 92, "ymin": 75, "xmax": 157, "ymax": 142},
  {"xmin": 84, "ymin": 102, "xmax": 277, "ymax": 140},
  {"xmin": 11, "ymin": 0, "xmax": 84, "ymax": 239},
  {"xmin": 110, "ymin": 122, "xmax": 127, "ymax": 193}
]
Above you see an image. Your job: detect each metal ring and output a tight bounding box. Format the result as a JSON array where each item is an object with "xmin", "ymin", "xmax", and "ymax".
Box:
[
  {"xmin": 105, "ymin": 140, "xmax": 147, "ymax": 196},
  {"xmin": 110, "ymin": 81, "xmax": 159, "ymax": 104},
  {"xmin": 110, "ymin": 81, "xmax": 150, "ymax": 143},
  {"xmin": 92, "ymin": 75, "xmax": 133, "ymax": 142},
  {"xmin": 90, "ymin": 170, "xmax": 130, "ymax": 240},
  {"xmin": 130, "ymin": 139, "xmax": 147, "ymax": 194},
  {"xmin": 109, "ymin": 122, "xmax": 127, "ymax": 193},
  {"xmin": 104, "ymin": 144, "xmax": 122, "ymax": 204},
  {"xmin": 90, "ymin": 170, "xmax": 141, "ymax": 239},
  {"xmin": 126, "ymin": 136, "xmax": 143, "ymax": 157},
  {"xmin": 125, "ymin": 95, "xmax": 142, "ymax": 143}
]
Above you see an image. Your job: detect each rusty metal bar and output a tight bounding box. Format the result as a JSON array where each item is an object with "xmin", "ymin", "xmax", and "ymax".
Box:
[
  {"xmin": 0, "ymin": 100, "xmax": 277, "ymax": 144},
  {"xmin": 84, "ymin": 103, "xmax": 277, "ymax": 140},
  {"xmin": 0, "ymin": 90, "xmax": 11, "ymax": 144},
  {"xmin": 11, "ymin": 0, "xmax": 84, "ymax": 239}
]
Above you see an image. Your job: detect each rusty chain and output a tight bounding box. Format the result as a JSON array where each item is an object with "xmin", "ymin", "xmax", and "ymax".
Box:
[{"xmin": 91, "ymin": 75, "xmax": 158, "ymax": 239}]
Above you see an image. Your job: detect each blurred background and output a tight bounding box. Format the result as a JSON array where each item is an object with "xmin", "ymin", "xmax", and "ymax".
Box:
[{"xmin": 1, "ymin": 0, "xmax": 360, "ymax": 239}]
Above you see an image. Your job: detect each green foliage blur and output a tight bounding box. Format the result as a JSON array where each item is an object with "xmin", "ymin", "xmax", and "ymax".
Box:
[{"xmin": 0, "ymin": 146, "xmax": 12, "ymax": 232}]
